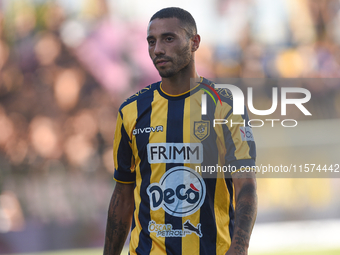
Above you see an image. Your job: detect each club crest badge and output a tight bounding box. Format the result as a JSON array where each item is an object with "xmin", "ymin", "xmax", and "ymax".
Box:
[{"xmin": 194, "ymin": 121, "xmax": 210, "ymax": 141}]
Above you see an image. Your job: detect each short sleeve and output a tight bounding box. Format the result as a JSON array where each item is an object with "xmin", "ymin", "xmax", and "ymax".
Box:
[
  {"xmin": 222, "ymin": 106, "xmax": 256, "ymax": 171},
  {"xmin": 113, "ymin": 111, "xmax": 136, "ymax": 184}
]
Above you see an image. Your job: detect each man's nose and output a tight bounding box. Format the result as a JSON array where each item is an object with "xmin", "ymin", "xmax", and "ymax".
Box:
[{"xmin": 154, "ymin": 41, "xmax": 165, "ymax": 56}]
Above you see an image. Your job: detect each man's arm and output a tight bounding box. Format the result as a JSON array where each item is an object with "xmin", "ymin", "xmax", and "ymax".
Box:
[
  {"xmin": 226, "ymin": 171, "xmax": 257, "ymax": 255},
  {"xmin": 103, "ymin": 182, "xmax": 134, "ymax": 255}
]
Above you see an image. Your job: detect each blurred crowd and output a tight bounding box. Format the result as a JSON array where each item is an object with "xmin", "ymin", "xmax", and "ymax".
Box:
[
  {"xmin": 0, "ymin": 0, "xmax": 123, "ymax": 241},
  {"xmin": 0, "ymin": 0, "xmax": 340, "ymax": 250},
  {"xmin": 204, "ymin": 0, "xmax": 340, "ymax": 79}
]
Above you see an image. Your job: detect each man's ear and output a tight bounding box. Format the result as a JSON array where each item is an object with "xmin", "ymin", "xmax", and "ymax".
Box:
[{"xmin": 192, "ymin": 34, "xmax": 201, "ymax": 52}]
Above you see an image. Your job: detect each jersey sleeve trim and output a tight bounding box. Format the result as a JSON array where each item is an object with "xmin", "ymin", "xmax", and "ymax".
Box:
[
  {"xmin": 114, "ymin": 169, "xmax": 136, "ymax": 183},
  {"xmin": 113, "ymin": 177, "xmax": 135, "ymax": 184}
]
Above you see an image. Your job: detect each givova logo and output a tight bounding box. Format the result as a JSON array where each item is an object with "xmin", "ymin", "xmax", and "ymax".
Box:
[{"xmin": 147, "ymin": 166, "xmax": 206, "ymax": 217}]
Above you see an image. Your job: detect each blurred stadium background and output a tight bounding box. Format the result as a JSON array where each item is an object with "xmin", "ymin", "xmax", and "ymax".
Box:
[{"xmin": 0, "ymin": 0, "xmax": 340, "ymax": 254}]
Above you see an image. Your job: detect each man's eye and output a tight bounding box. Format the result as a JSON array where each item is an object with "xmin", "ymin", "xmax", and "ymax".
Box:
[
  {"xmin": 166, "ymin": 37, "xmax": 173, "ymax": 42},
  {"xmin": 148, "ymin": 40, "xmax": 155, "ymax": 46}
]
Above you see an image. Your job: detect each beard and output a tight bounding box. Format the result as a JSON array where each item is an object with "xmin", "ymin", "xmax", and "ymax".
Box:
[{"xmin": 154, "ymin": 43, "xmax": 192, "ymax": 78}]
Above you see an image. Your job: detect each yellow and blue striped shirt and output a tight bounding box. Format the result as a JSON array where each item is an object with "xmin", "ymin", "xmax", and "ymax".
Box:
[{"xmin": 113, "ymin": 78, "xmax": 256, "ymax": 255}]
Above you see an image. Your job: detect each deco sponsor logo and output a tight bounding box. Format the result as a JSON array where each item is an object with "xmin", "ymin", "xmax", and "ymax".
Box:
[
  {"xmin": 147, "ymin": 143, "xmax": 203, "ymax": 164},
  {"xmin": 147, "ymin": 166, "xmax": 206, "ymax": 217}
]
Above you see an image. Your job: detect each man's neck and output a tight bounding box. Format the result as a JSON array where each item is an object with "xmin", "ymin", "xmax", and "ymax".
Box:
[{"xmin": 160, "ymin": 66, "xmax": 200, "ymax": 96}]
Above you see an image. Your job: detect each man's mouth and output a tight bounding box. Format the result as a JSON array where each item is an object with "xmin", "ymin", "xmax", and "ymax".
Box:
[
  {"xmin": 156, "ymin": 60, "xmax": 169, "ymax": 66},
  {"xmin": 154, "ymin": 58, "xmax": 171, "ymax": 66}
]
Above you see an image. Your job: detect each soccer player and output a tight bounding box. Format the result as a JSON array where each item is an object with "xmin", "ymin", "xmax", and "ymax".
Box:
[{"xmin": 104, "ymin": 7, "xmax": 257, "ymax": 255}]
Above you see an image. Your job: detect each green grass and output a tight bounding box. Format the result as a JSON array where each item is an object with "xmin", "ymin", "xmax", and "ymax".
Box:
[{"xmin": 6, "ymin": 247, "xmax": 340, "ymax": 255}]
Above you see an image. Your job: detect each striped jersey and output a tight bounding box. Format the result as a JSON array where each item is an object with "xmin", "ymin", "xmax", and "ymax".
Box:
[{"xmin": 113, "ymin": 77, "xmax": 256, "ymax": 255}]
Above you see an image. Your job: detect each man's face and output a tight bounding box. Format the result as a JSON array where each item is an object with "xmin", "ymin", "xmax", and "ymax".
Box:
[{"xmin": 147, "ymin": 18, "xmax": 193, "ymax": 78}]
